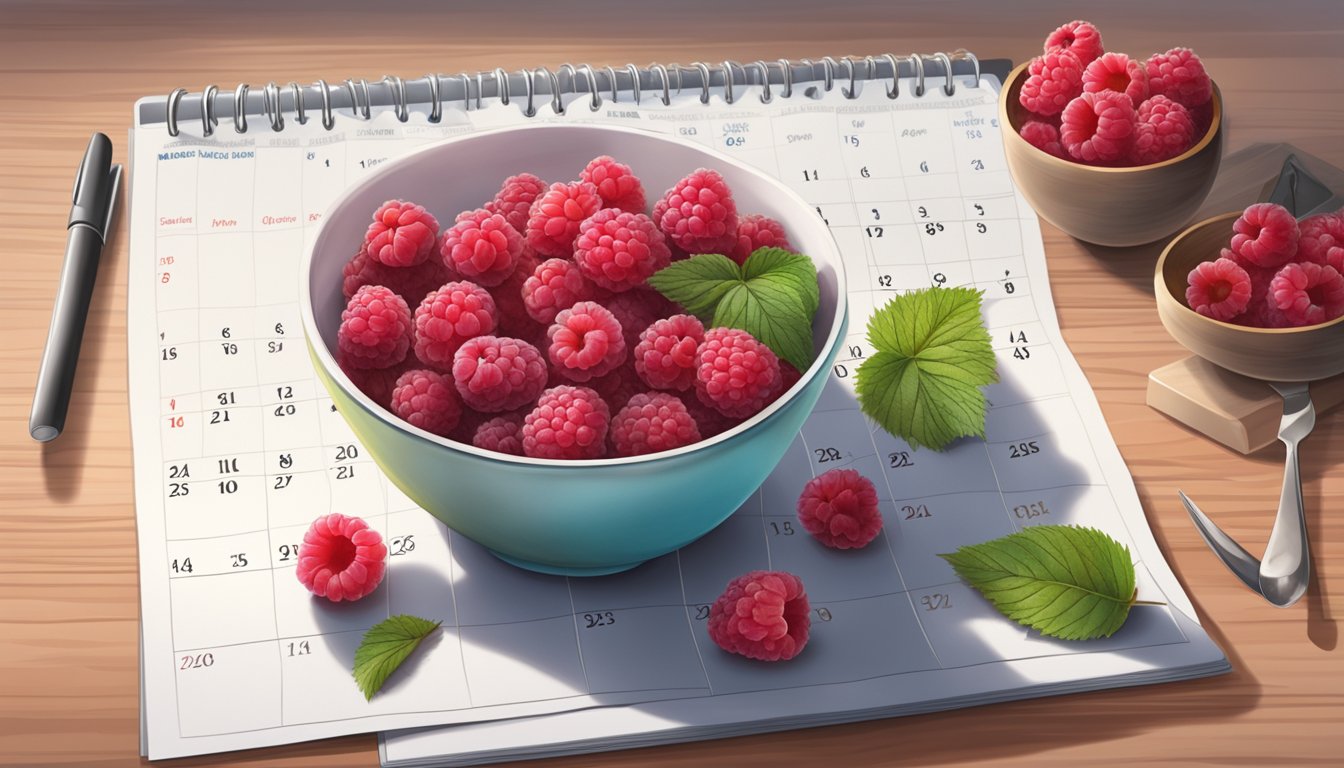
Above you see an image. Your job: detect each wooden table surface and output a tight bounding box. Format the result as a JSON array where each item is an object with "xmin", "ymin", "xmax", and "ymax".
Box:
[{"xmin": 2, "ymin": 1, "xmax": 1342, "ymax": 765}]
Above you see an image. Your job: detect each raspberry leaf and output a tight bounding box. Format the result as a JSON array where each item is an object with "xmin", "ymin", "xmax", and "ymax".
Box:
[
  {"xmin": 713, "ymin": 280, "xmax": 814, "ymax": 371},
  {"xmin": 939, "ymin": 525, "xmax": 1142, "ymax": 641},
  {"xmin": 855, "ymin": 286, "xmax": 996, "ymax": 450},
  {"xmin": 646, "ymin": 254, "xmax": 742, "ymax": 319},
  {"xmin": 353, "ymin": 614, "xmax": 441, "ymax": 701},
  {"xmin": 742, "ymin": 247, "xmax": 819, "ymax": 315}
]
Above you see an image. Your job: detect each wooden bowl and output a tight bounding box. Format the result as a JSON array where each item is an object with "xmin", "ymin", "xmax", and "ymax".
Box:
[
  {"xmin": 1155, "ymin": 212, "xmax": 1344, "ymax": 382},
  {"xmin": 999, "ymin": 62, "xmax": 1224, "ymax": 247}
]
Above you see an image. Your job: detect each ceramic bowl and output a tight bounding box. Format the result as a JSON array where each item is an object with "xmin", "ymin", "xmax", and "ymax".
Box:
[
  {"xmin": 999, "ymin": 61, "xmax": 1224, "ymax": 247},
  {"xmin": 1155, "ymin": 212, "xmax": 1344, "ymax": 382},
  {"xmin": 300, "ymin": 124, "xmax": 848, "ymax": 576}
]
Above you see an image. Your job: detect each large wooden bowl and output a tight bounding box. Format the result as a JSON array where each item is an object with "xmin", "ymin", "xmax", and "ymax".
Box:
[
  {"xmin": 1000, "ymin": 62, "xmax": 1224, "ymax": 247},
  {"xmin": 1155, "ymin": 212, "xmax": 1344, "ymax": 382}
]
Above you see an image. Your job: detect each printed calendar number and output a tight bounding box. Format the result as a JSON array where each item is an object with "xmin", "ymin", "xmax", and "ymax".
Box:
[
  {"xmin": 390, "ymin": 535, "xmax": 416, "ymax": 556},
  {"xmin": 833, "ymin": 363, "xmax": 850, "ymax": 379},
  {"xmin": 273, "ymin": 475, "xmax": 292, "ymax": 489},
  {"xmin": 168, "ymin": 482, "xmax": 189, "ymax": 498},
  {"xmin": 277, "ymin": 543, "xmax": 301, "ymax": 562},
  {"xmin": 1008, "ymin": 441, "xmax": 1040, "ymax": 459},
  {"xmin": 161, "ymin": 347, "xmax": 177, "ymax": 361},
  {"xmin": 768, "ymin": 521, "xmax": 796, "ymax": 536},
  {"xmin": 287, "ymin": 640, "xmax": 311, "ymax": 657},
  {"xmin": 1013, "ymin": 500, "xmax": 1050, "ymax": 520},
  {"xmin": 888, "ymin": 451, "xmax": 914, "ymax": 469},
  {"xmin": 230, "ymin": 553, "xmax": 248, "ymax": 568},
  {"xmin": 167, "ymin": 463, "xmax": 190, "ymax": 478},
  {"xmin": 179, "ymin": 652, "xmax": 214, "ymax": 670},
  {"xmin": 170, "ymin": 557, "xmax": 193, "ymax": 574},
  {"xmin": 335, "ymin": 444, "xmax": 359, "ymax": 462},
  {"xmin": 694, "ymin": 605, "xmax": 710, "ymax": 620},
  {"xmin": 923, "ymin": 222, "xmax": 945, "ymax": 236},
  {"xmin": 902, "ymin": 503, "xmax": 932, "ymax": 520},
  {"xmin": 920, "ymin": 593, "xmax": 951, "ymax": 611},
  {"xmin": 583, "ymin": 611, "xmax": 616, "ymax": 629},
  {"xmin": 813, "ymin": 447, "xmax": 843, "ymax": 463}
]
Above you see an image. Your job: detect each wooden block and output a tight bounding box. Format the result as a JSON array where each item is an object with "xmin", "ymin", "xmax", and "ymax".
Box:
[{"xmin": 1147, "ymin": 356, "xmax": 1344, "ymax": 453}]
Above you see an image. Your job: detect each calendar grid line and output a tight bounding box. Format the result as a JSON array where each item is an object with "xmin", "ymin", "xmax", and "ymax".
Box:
[
  {"xmin": 564, "ymin": 577, "xmax": 593, "ymax": 697},
  {"xmin": 674, "ymin": 550, "xmax": 714, "ymax": 697},
  {"xmin": 444, "ymin": 528, "xmax": 475, "ymax": 708}
]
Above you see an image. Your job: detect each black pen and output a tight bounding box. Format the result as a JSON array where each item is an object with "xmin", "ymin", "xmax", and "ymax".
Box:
[{"xmin": 29, "ymin": 133, "xmax": 122, "ymax": 442}]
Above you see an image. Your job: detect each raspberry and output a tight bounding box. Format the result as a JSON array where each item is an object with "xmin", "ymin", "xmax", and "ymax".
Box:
[
  {"xmin": 338, "ymin": 285, "xmax": 412, "ymax": 369},
  {"xmin": 652, "ymin": 169, "xmax": 739, "ymax": 254},
  {"xmin": 296, "ymin": 513, "xmax": 387, "ymax": 603},
  {"xmin": 1082, "ymin": 52, "xmax": 1148, "ymax": 104},
  {"xmin": 1131, "ymin": 95, "xmax": 1195, "ymax": 165},
  {"xmin": 1230, "ymin": 203, "xmax": 1300, "ymax": 269},
  {"xmin": 610, "ymin": 392, "xmax": 701, "ymax": 457},
  {"xmin": 605, "ymin": 288, "xmax": 679, "ymax": 350},
  {"xmin": 1146, "ymin": 48, "xmax": 1213, "ymax": 109},
  {"xmin": 342, "ymin": 244, "xmax": 451, "ymax": 305},
  {"xmin": 1019, "ymin": 50, "xmax": 1084, "ymax": 117},
  {"xmin": 729, "ymin": 214, "xmax": 794, "ymax": 265},
  {"xmin": 522, "ymin": 258, "xmax": 594, "ymax": 324},
  {"xmin": 775, "ymin": 361, "xmax": 803, "ymax": 401},
  {"xmin": 1297, "ymin": 213, "xmax": 1344, "ymax": 271},
  {"xmin": 473, "ymin": 414, "xmax": 524, "ymax": 455},
  {"xmin": 365, "ymin": 200, "xmax": 439, "ymax": 268},
  {"xmin": 485, "ymin": 172, "xmax": 547, "ymax": 233},
  {"xmin": 1044, "ymin": 20, "xmax": 1103, "ymax": 65},
  {"xmin": 390, "ymin": 369, "xmax": 462, "ymax": 437},
  {"xmin": 1018, "ymin": 120, "xmax": 1066, "ymax": 159},
  {"xmin": 340, "ymin": 357, "xmax": 410, "ymax": 410},
  {"xmin": 1270, "ymin": 262, "xmax": 1344, "ymax": 326},
  {"xmin": 521, "ymin": 385, "xmax": 611, "ymax": 459},
  {"xmin": 547, "ymin": 301, "xmax": 627, "ymax": 382},
  {"xmin": 1228, "ymin": 260, "xmax": 1286, "ymax": 328},
  {"xmin": 679, "ymin": 391, "xmax": 739, "ymax": 438},
  {"xmin": 526, "ymin": 181, "xmax": 603, "ymax": 259},
  {"xmin": 452, "ymin": 336, "xmax": 549, "ymax": 412},
  {"xmin": 1186, "ymin": 257, "xmax": 1252, "ymax": 322},
  {"xmin": 797, "ymin": 469, "xmax": 883, "ymax": 550},
  {"xmin": 412, "ymin": 281, "xmax": 497, "ymax": 370},
  {"xmin": 695, "ymin": 327, "xmax": 783, "ymax": 420},
  {"xmin": 574, "ymin": 209, "xmax": 672, "ymax": 292},
  {"xmin": 634, "ymin": 314, "xmax": 705, "ymax": 392},
  {"xmin": 492, "ymin": 250, "xmax": 545, "ymax": 340},
  {"xmin": 577, "ymin": 363, "xmax": 644, "ymax": 414},
  {"xmin": 707, "ymin": 570, "xmax": 810, "ymax": 662},
  {"xmin": 1060, "ymin": 91, "xmax": 1135, "ymax": 164},
  {"xmin": 440, "ymin": 209, "xmax": 523, "ymax": 288},
  {"xmin": 580, "ymin": 156, "xmax": 647, "ymax": 212}
]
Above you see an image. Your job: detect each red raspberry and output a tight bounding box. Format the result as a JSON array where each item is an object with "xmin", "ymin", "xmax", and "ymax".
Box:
[
  {"xmin": 574, "ymin": 209, "xmax": 671, "ymax": 292},
  {"xmin": 342, "ymin": 244, "xmax": 451, "ymax": 305},
  {"xmin": 707, "ymin": 570, "xmax": 810, "ymax": 662},
  {"xmin": 339, "ymin": 358, "xmax": 410, "ymax": 410},
  {"xmin": 485, "ymin": 172, "xmax": 547, "ymax": 233},
  {"xmin": 1082, "ymin": 52, "xmax": 1148, "ymax": 104},
  {"xmin": 450, "ymin": 406, "xmax": 495, "ymax": 445},
  {"xmin": 1018, "ymin": 120, "xmax": 1066, "ymax": 159},
  {"xmin": 774, "ymin": 362, "xmax": 803, "ymax": 402},
  {"xmin": 1231, "ymin": 203, "xmax": 1300, "ymax": 269},
  {"xmin": 796, "ymin": 469, "xmax": 883, "ymax": 550},
  {"xmin": 452, "ymin": 335, "xmax": 549, "ymax": 412},
  {"xmin": 1060, "ymin": 91, "xmax": 1135, "ymax": 164},
  {"xmin": 1019, "ymin": 50, "xmax": 1084, "ymax": 117},
  {"xmin": 1270, "ymin": 262, "xmax": 1344, "ymax": 327},
  {"xmin": 412, "ymin": 281, "xmax": 497, "ymax": 370},
  {"xmin": 729, "ymin": 214, "xmax": 794, "ymax": 265},
  {"xmin": 1186, "ymin": 257, "xmax": 1252, "ymax": 322},
  {"xmin": 492, "ymin": 250, "xmax": 545, "ymax": 340},
  {"xmin": 522, "ymin": 258, "xmax": 594, "ymax": 324},
  {"xmin": 580, "ymin": 156, "xmax": 647, "ymax": 212},
  {"xmin": 604, "ymin": 288, "xmax": 679, "ymax": 350},
  {"xmin": 526, "ymin": 181, "xmax": 603, "ymax": 259},
  {"xmin": 1297, "ymin": 213, "xmax": 1344, "ymax": 271},
  {"xmin": 1131, "ymin": 95, "xmax": 1195, "ymax": 165},
  {"xmin": 440, "ymin": 209, "xmax": 523, "ymax": 288},
  {"xmin": 473, "ymin": 414, "xmax": 524, "ymax": 455},
  {"xmin": 1146, "ymin": 48, "xmax": 1213, "ymax": 109},
  {"xmin": 1044, "ymin": 20, "xmax": 1103, "ymax": 65},
  {"xmin": 610, "ymin": 392, "xmax": 701, "ymax": 457},
  {"xmin": 695, "ymin": 327, "xmax": 783, "ymax": 420},
  {"xmin": 365, "ymin": 200, "xmax": 439, "ymax": 268},
  {"xmin": 338, "ymin": 285, "xmax": 412, "ymax": 370},
  {"xmin": 521, "ymin": 385, "xmax": 611, "ymax": 459},
  {"xmin": 390, "ymin": 369, "xmax": 462, "ymax": 437},
  {"xmin": 652, "ymin": 169, "xmax": 739, "ymax": 254},
  {"xmin": 296, "ymin": 513, "xmax": 387, "ymax": 603},
  {"xmin": 634, "ymin": 314, "xmax": 705, "ymax": 392},
  {"xmin": 678, "ymin": 391, "xmax": 739, "ymax": 438},
  {"xmin": 547, "ymin": 301, "xmax": 627, "ymax": 382}
]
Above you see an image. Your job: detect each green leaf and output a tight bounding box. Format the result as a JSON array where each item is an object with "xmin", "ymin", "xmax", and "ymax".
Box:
[
  {"xmin": 646, "ymin": 254, "xmax": 742, "ymax": 320},
  {"xmin": 713, "ymin": 279, "xmax": 815, "ymax": 371},
  {"xmin": 855, "ymin": 286, "xmax": 997, "ymax": 450},
  {"xmin": 939, "ymin": 525, "xmax": 1139, "ymax": 641},
  {"xmin": 742, "ymin": 247, "xmax": 819, "ymax": 315},
  {"xmin": 353, "ymin": 614, "xmax": 441, "ymax": 700}
]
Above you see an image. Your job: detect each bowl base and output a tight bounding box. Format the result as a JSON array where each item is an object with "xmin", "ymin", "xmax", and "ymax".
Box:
[{"xmin": 488, "ymin": 549, "xmax": 647, "ymax": 577}]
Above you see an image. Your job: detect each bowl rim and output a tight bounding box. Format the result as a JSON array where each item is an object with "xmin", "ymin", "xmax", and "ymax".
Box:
[
  {"xmin": 1156, "ymin": 210, "xmax": 1344, "ymax": 335},
  {"xmin": 999, "ymin": 60, "xmax": 1223, "ymax": 174},
  {"xmin": 300, "ymin": 122, "xmax": 850, "ymax": 468}
]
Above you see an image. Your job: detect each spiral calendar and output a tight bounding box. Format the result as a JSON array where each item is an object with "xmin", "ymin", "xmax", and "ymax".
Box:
[{"xmin": 127, "ymin": 55, "xmax": 1227, "ymax": 762}]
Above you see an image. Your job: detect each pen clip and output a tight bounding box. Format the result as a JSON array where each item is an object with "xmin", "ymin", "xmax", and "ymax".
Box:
[
  {"xmin": 102, "ymin": 165, "xmax": 124, "ymax": 239},
  {"xmin": 71, "ymin": 145, "xmax": 89, "ymax": 205}
]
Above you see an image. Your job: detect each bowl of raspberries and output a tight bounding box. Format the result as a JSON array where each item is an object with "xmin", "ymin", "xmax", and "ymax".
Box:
[
  {"xmin": 299, "ymin": 123, "xmax": 847, "ymax": 576},
  {"xmin": 1000, "ymin": 20, "xmax": 1223, "ymax": 247},
  {"xmin": 1155, "ymin": 204, "xmax": 1344, "ymax": 382}
]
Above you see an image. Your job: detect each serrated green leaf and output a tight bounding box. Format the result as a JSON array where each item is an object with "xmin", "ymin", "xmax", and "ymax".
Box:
[
  {"xmin": 646, "ymin": 254, "xmax": 742, "ymax": 319},
  {"xmin": 856, "ymin": 286, "xmax": 997, "ymax": 450},
  {"xmin": 353, "ymin": 614, "xmax": 441, "ymax": 700},
  {"xmin": 714, "ymin": 280, "xmax": 815, "ymax": 371},
  {"xmin": 939, "ymin": 525, "xmax": 1139, "ymax": 641},
  {"xmin": 742, "ymin": 247, "xmax": 819, "ymax": 315}
]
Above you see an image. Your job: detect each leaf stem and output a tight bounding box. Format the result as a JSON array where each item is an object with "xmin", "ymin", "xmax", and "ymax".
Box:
[{"xmin": 1130, "ymin": 599, "xmax": 1167, "ymax": 606}]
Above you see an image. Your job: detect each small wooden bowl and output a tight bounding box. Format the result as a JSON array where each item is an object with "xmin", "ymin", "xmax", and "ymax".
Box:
[
  {"xmin": 999, "ymin": 62, "xmax": 1224, "ymax": 247},
  {"xmin": 1155, "ymin": 212, "xmax": 1344, "ymax": 382}
]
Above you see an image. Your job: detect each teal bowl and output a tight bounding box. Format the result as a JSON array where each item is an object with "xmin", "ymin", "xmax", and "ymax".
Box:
[{"xmin": 300, "ymin": 124, "xmax": 848, "ymax": 576}]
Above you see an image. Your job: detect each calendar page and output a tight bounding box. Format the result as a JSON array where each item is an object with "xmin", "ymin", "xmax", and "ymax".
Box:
[{"xmin": 128, "ymin": 70, "xmax": 1226, "ymax": 761}]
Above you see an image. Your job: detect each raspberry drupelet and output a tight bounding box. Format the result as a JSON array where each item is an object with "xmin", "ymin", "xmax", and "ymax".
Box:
[
  {"xmin": 1296, "ymin": 213, "xmax": 1344, "ymax": 272},
  {"xmin": 1131, "ymin": 95, "xmax": 1195, "ymax": 165},
  {"xmin": 1082, "ymin": 52, "xmax": 1148, "ymax": 104},
  {"xmin": 526, "ymin": 181, "xmax": 603, "ymax": 259},
  {"xmin": 1019, "ymin": 120, "xmax": 1066, "ymax": 159},
  {"xmin": 573, "ymin": 209, "xmax": 672, "ymax": 292},
  {"xmin": 695, "ymin": 327, "xmax": 783, "ymax": 420},
  {"xmin": 634, "ymin": 314, "xmax": 705, "ymax": 392},
  {"xmin": 1230, "ymin": 203, "xmax": 1300, "ymax": 269},
  {"xmin": 652, "ymin": 168, "xmax": 739, "ymax": 255},
  {"xmin": 365, "ymin": 200, "xmax": 440, "ymax": 268},
  {"xmin": 491, "ymin": 250, "xmax": 545, "ymax": 340},
  {"xmin": 440, "ymin": 209, "xmax": 523, "ymax": 288},
  {"xmin": 1060, "ymin": 90, "xmax": 1136, "ymax": 164},
  {"xmin": 521, "ymin": 385, "xmax": 611, "ymax": 460},
  {"xmin": 1044, "ymin": 20, "xmax": 1103, "ymax": 65},
  {"xmin": 1019, "ymin": 50, "xmax": 1084, "ymax": 117},
  {"xmin": 338, "ymin": 285, "xmax": 413, "ymax": 370},
  {"xmin": 797, "ymin": 469, "xmax": 884, "ymax": 549},
  {"xmin": 1186, "ymin": 257, "xmax": 1252, "ymax": 322},
  {"xmin": 451, "ymin": 335, "xmax": 549, "ymax": 413},
  {"xmin": 1234, "ymin": 260, "xmax": 1291, "ymax": 329},
  {"xmin": 1270, "ymin": 262, "xmax": 1344, "ymax": 327},
  {"xmin": 547, "ymin": 301, "xmax": 628, "ymax": 382},
  {"xmin": 473, "ymin": 414, "xmax": 525, "ymax": 456},
  {"xmin": 610, "ymin": 392, "xmax": 702, "ymax": 457},
  {"xmin": 296, "ymin": 513, "xmax": 387, "ymax": 603},
  {"xmin": 412, "ymin": 281, "xmax": 497, "ymax": 370},
  {"xmin": 485, "ymin": 172, "xmax": 548, "ymax": 233},
  {"xmin": 342, "ymin": 244, "xmax": 451, "ymax": 305},
  {"xmin": 1145, "ymin": 48, "xmax": 1213, "ymax": 109},
  {"xmin": 604, "ymin": 288, "xmax": 680, "ymax": 351},
  {"xmin": 390, "ymin": 369, "xmax": 462, "ymax": 437},
  {"xmin": 729, "ymin": 214, "xmax": 794, "ymax": 265},
  {"xmin": 580, "ymin": 155, "xmax": 647, "ymax": 213},
  {"xmin": 707, "ymin": 570, "xmax": 810, "ymax": 662},
  {"xmin": 522, "ymin": 257, "xmax": 594, "ymax": 324}
]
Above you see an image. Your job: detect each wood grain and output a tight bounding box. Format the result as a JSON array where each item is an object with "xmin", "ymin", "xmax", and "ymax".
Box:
[{"xmin": 1, "ymin": 1, "xmax": 1342, "ymax": 766}]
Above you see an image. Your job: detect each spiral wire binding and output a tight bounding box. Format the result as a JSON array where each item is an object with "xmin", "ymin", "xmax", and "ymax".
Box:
[{"xmin": 162, "ymin": 52, "xmax": 982, "ymax": 137}]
